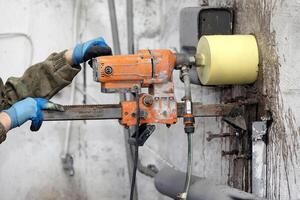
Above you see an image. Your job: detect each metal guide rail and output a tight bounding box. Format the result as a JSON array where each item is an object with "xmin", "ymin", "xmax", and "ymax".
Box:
[{"xmin": 43, "ymin": 101, "xmax": 255, "ymax": 121}]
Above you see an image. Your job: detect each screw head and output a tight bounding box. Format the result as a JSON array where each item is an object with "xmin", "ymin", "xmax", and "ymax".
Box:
[
  {"xmin": 104, "ymin": 66, "xmax": 113, "ymax": 75},
  {"xmin": 143, "ymin": 95, "xmax": 154, "ymax": 106}
]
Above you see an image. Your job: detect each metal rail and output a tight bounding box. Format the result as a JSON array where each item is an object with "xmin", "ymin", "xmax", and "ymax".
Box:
[{"xmin": 43, "ymin": 102, "xmax": 243, "ymax": 121}]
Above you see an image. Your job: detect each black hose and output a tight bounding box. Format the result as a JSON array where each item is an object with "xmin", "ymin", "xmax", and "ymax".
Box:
[
  {"xmin": 129, "ymin": 93, "xmax": 140, "ymax": 200},
  {"xmin": 129, "ymin": 144, "xmax": 159, "ymax": 178},
  {"xmin": 129, "ymin": 141, "xmax": 139, "ymax": 200}
]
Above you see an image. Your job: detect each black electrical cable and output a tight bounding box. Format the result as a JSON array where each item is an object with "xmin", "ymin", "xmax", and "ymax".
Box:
[
  {"xmin": 129, "ymin": 140, "xmax": 138, "ymax": 200},
  {"xmin": 129, "ymin": 92, "xmax": 140, "ymax": 200}
]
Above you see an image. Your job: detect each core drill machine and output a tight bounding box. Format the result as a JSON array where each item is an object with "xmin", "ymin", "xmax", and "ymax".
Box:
[{"xmin": 45, "ymin": 34, "xmax": 259, "ymax": 199}]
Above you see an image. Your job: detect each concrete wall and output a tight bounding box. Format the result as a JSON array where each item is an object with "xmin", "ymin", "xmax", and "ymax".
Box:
[
  {"xmin": 1, "ymin": 0, "xmax": 299, "ymax": 199},
  {"xmin": 208, "ymin": 0, "xmax": 300, "ymax": 199}
]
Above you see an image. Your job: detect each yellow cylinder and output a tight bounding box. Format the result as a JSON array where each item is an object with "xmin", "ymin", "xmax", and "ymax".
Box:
[{"xmin": 196, "ymin": 35, "xmax": 259, "ymax": 85}]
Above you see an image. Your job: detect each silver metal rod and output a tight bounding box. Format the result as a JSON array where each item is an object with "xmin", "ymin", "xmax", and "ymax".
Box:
[
  {"xmin": 183, "ymin": 67, "xmax": 192, "ymax": 101},
  {"xmin": 127, "ymin": 0, "xmax": 134, "ymax": 54},
  {"xmin": 108, "ymin": 0, "xmax": 121, "ymax": 55}
]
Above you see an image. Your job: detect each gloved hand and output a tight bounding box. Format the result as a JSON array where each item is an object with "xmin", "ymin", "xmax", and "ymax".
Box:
[
  {"xmin": 3, "ymin": 98, "xmax": 64, "ymax": 131},
  {"xmin": 72, "ymin": 37, "xmax": 112, "ymax": 65}
]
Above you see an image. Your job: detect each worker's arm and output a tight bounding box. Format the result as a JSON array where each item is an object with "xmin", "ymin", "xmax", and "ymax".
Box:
[
  {"xmin": 0, "ymin": 98, "xmax": 64, "ymax": 143},
  {"xmin": 1, "ymin": 37, "xmax": 112, "ymax": 109}
]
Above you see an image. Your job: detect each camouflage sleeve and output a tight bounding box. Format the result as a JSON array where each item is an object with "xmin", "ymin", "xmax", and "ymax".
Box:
[
  {"xmin": 0, "ymin": 50, "xmax": 79, "ymax": 143},
  {"xmin": 0, "ymin": 122, "xmax": 7, "ymax": 144},
  {"xmin": 3, "ymin": 50, "xmax": 80, "ymax": 105},
  {"xmin": 0, "ymin": 78, "xmax": 9, "ymax": 111}
]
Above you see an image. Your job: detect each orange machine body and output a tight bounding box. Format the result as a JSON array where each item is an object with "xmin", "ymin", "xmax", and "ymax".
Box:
[{"xmin": 93, "ymin": 49, "xmax": 177, "ymax": 126}]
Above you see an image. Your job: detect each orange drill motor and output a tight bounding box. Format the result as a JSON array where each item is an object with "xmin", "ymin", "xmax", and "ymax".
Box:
[{"xmin": 92, "ymin": 49, "xmax": 188, "ymax": 127}]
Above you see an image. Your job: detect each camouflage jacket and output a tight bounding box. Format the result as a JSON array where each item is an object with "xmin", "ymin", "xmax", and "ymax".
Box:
[{"xmin": 0, "ymin": 51, "xmax": 80, "ymax": 143}]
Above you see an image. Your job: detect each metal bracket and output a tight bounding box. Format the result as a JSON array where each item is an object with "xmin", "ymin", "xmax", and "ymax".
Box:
[
  {"xmin": 128, "ymin": 124, "xmax": 156, "ymax": 146},
  {"xmin": 252, "ymin": 111, "xmax": 272, "ymax": 143},
  {"xmin": 251, "ymin": 112, "xmax": 272, "ymax": 198},
  {"xmin": 252, "ymin": 122, "xmax": 267, "ymax": 142},
  {"xmin": 222, "ymin": 106, "xmax": 247, "ymax": 132}
]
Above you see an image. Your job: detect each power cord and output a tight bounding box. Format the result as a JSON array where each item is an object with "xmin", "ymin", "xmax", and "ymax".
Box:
[{"xmin": 129, "ymin": 92, "xmax": 140, "ymax": 200}]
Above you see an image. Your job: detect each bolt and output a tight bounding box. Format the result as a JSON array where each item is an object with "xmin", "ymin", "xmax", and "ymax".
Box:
[
  {"xmin": 104, "ymin": 66, "xmax": 113, "ymax": 75},
  {"xmin": 206, "ymin": 132, "xmax": 239, "ymax": 142},
  {"xmin": 131, "ymin": 85, "xmax": 140, "ymax": 93},
  {"xmin": 162, "ymin": 111, "xmax": 168, "ymax": 116},
  {"xmin": 132, "ymin": 85, "xmax": 138, "ymax": 90},
  {"xmin": 221, "ymin": 150, "xmax": 239, "ymax": 156},
  {"xmin": 143, "ymin": 95, "xmax": 154, "ymax": 106},
  {"xmin": 261, "ymin": 111, "xmax": 272, "ymax": 121},
  {"xmin": 233, "ymin": 154, "xmax": 251, "ymax": 160}
]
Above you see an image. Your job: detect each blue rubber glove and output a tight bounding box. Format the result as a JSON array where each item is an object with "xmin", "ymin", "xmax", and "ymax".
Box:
[
  {"xmin": 72, "ymin": 37, "xmax": 112, "ymax": 65},
  {"xmin": 3, "ymin": 98, "xmax": 64, "ymax": 131}
]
